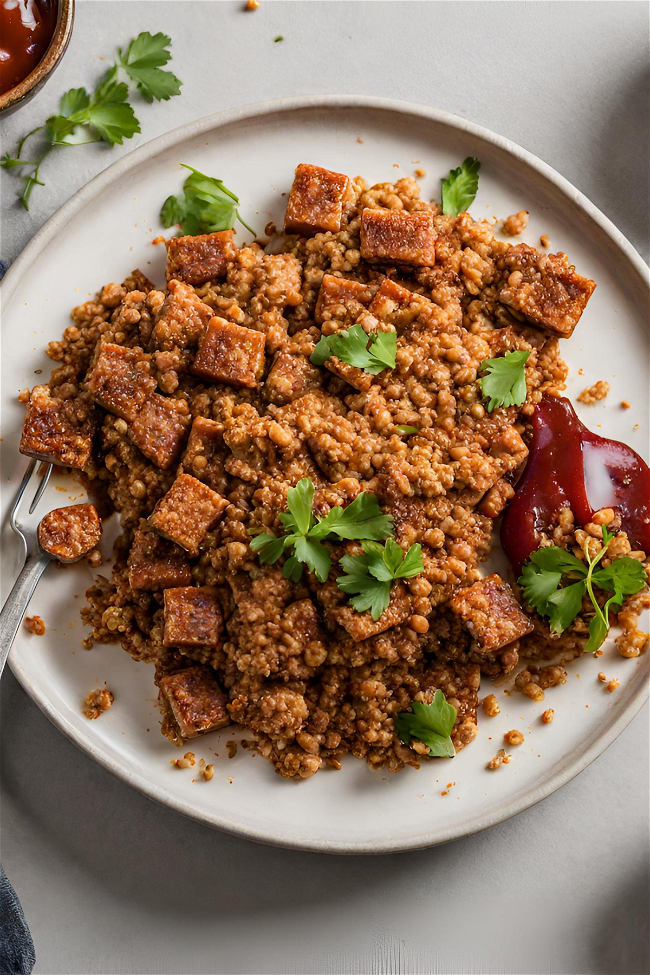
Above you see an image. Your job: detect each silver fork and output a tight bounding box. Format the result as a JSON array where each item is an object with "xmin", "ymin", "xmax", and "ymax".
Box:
[{"xmin": 0, "ymin": 460, "xmax": 54, "ymax": 680}]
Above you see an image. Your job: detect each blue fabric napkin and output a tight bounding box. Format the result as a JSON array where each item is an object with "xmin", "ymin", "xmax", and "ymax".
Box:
[{"xmin": 0, "ymin": 867, "xmax": 35, "ymax": 975}]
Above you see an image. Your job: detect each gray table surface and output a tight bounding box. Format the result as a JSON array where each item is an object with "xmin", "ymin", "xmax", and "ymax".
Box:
[{"xmin": 1, "ymin": 3, "xmax": 648, "ymax": 974}]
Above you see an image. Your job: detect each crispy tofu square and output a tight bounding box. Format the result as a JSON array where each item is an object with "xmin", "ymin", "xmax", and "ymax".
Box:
[
  {"xmin": 498, "ymin": 244, "xmax": 596, "ymax": 337},
  {"xmin": 421, "ymin": 661, "xmax": 480, "ymax": 752},
  {"xmin": 166, "ymin": 230, "xmax": 237, "ymax": 286},
  {"xmin": 314, "ymin": 274, "xmax": 373, "ymax": 325},
  {"xmin": 152, "ymin": 279, "xmax": 214, "ymax": 352},
  {"xmin": 37, "ymin": 503, "xmax": 102, "ymax": 563},
  {"xmin": 360, "ymin": 209, "xmax": 437, "ymax": 266},
  {"xmin": 163, "ymin": 586, "xmax": 223, "ymax": 648},
  {"xmin": 128, "ymin": 530, "xmax": 193, "ymax": 591},
  {"xmin": 159, "ymin": 665, "xmax": 230, "ymax": 739},
  {"xmin": 324, "ymin": 356, "xmax": 374, "ymax": 393},
  {"xmin": 86, "ymin": 342, "xmax": 156, "ymax": 421},
  {"xmin": 147, "ymin": 473, "xmax": 228, "ymax": 554},
  {"xmin": 181, "ymin": 416, "xmax": 227, "ymax": 491},
  {"xmin": 369, "ymin": 276, "xmax": 429, "ymax": 327},
  {"xmin": 329, "ymin": 581, "xmax": 412, "ymax": 642},
  {"xmin": 263, "ymin": 352, "xmax": 322, "ymax": 405},
  {"xmin": 190, "ymin": 317, "xmax": 266, "ymax": 388},
  {"xmin": 129, "ymin": 394, "xmax": 190, "ymax": 469},
  {"xmin": 449, "ymin": 574, "xmax": 533, "ymax": 652},
  {"xmin": 284, "ymin": 163, "xmax": 354, "ymax": 235},
  {"xmin": 20, "ymin": 385, "xmax": 93, "ymax": 469}
]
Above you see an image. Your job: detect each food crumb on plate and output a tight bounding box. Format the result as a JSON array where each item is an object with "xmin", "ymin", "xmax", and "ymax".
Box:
[
  {"xmin": 414, "ymin": 167, "xmax": 426, "ymax": 178},
  {"xmin": 502, "ymin": 210, "xmax": 529, "ymax": 236},
  {"xmin": 82, "ymin": 687, "xmax": 114, "ymax": 719},
  {"xmin": 482, "ymin": 694, "xmax": 500, "ymax": 717},
  {"xmin": 606, "ymin": 679, "xmax": 620, "ymax": 693},
  {"xmin": 577, "ymin": 380, "xmax": 610, "ymax": 404},
  {"xmin": 621, "ymin": 400, "xmax": 631, "ymax": 409},
  {"xmin": 24, "ymin": 615, "xmax": 45, "ymax": 635},
  {"xmin": 503, "ymin": 729, "xmax": 525, "ymax": 746},
  {"xmin": 539, "ymin": 233, "xmax": 551, "ymax": 248}
]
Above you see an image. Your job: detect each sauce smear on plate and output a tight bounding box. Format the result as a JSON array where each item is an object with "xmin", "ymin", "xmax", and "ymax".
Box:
[
  {"xmin": 0, "ymin": 0, "xmax": 57, "ymax": 96},
  {"xmin": 501, "ymin": 394, "xmax": 650, "ymax": 573}
]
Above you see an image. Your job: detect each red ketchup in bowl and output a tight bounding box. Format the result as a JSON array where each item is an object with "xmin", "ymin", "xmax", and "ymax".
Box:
[
  {"xmin": 501, "ymin": 394, "xmax": 650, "ymax": 575},
  {"xmin": 0, "ymin": 0, "xmax": 58, "ymax": 96}
]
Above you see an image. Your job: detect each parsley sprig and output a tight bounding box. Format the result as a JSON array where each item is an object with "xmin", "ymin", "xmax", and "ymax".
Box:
[
  {"xmin": 1, "ymin": 32, "xmax": 182, "ymax": 210},
  {"xmin": 478, "ymin": 350, "xmax": 530, "ymax": 412},
  {"xmin": 310, "ymin": 324, "xmax": 397, "ymax": 376},
  {"xmin": 396, "ymin": 690, "xmax": 457, "ymax": 758},
  {"xmin": 250, "ymin": 478, "xmax": 394, "ymax": 583},
  {"xmin": 519, "ymin": 528, "xmax": 647, "ymax": 652},
  {"xmin": 161, "ymin": 164, "xmax": 255, "ymax": 237},
  {"xmin": 441, "ymin": 157, "xmax": 481, "ymax": 217},
  {"xmin": 336, "ymin": 539, "xmax": 424, "ymax": 621}
]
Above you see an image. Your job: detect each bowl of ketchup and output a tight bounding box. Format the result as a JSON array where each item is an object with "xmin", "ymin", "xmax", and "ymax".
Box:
[{"xmin": 0, "ymin": 0, "xmax": 74, "ymax": 117}]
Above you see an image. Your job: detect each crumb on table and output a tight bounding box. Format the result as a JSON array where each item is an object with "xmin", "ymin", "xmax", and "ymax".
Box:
[
  {"xmin": 24, "ymin": 615, "xmax": 45, "ymax": 636},
  {"xmin": 82, "ymin": 687, "xmax": 114, "ymax": 719},
  {"xmin": 577, "ymin": 380, "xmax": 610, "ymax": 404}
]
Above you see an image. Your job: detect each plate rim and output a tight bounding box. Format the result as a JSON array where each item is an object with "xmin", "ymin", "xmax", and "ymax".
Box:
[{"xmin": 2, "ymin": 94, "xmax": 649, "ymax": 855}]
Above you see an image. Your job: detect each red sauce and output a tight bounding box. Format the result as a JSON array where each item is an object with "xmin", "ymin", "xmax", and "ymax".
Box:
[
  {"xmin": 0, "ymin": 0, "xmax": 57, "ymax": 96},
  {"xmin": 501, "ymin": 394, "xmax": 650, "ymax": 574}
]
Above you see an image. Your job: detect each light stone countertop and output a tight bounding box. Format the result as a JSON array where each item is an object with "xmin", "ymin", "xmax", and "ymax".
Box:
[{"xmin": 1, "ymin": 3, "xmax": 648, "ymax": 973}]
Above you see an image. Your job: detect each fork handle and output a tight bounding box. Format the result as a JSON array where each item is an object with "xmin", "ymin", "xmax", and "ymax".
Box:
[{"xmin": 0, "ymin": 552, "xmax": 51, "ymax": 680}]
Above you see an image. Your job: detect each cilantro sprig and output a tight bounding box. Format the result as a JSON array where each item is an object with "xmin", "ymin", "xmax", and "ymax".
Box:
[
  {"xmin": 250, "ymin": 478, "xmax": 394, "ymax": 583},
  {"xmin": 519, "ymin": 528, "xmax": 647, "ymax": 652},
  {"xmin": 1, "ymin": 32, "xmax": 182, "ymax": 210},
  {"xmin": 160, "ymin": 164, "xmax": 255, "ymax": 237},
  {"xmin": 336, "ymin": 539, "xmax": 424, "ymax": 621},
  {"xmin": 441, "ymin": 157, "xmax": 481, "ymax": 217},
  {"xmin": 395, "ymin": 690, "xmax": 457, "ymax": 758},
  {"xmin": 478, "ymin": 350, "xmax": 530, "ymax": 412},
  {"xmin": 310, "ymin": 324, "xmax": 397, "ymax": 376}
]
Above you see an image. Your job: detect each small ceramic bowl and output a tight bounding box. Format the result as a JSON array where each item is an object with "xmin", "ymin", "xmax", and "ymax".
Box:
[{"xmin": 0, "ymin": 0, "xmax": 75, "ymax": 118}]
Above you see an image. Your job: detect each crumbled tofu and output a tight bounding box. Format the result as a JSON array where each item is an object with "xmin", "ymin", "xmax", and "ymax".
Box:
[
  {"xmin": 263, "ymin": 352, "xmax": 322, "ymax": 405},
  {"xmin": 129, "ymin": 393, "xmax": 190, "ymax": 469},
  {"xmin": 498, "ymin": 244, "xmax": 596, "ymax": 337},
  {"xmin": 20, "ymin": 385, "xmax": 93, "ymax": 469},
  {"xmin": 159, "ymin": 666, "xmax": 230, "ymax": 739},
  {"xmin": 166, "ymin": 230, "xmax": 238, "ymax": 286},
  {"xmin": 86, "ymin": 343, "xmax": 156, "ymax": 421},
  {"xmin": 163, "ymin": 586, "xmax": 223, "ymax": 648},
  {"xmin": 314, "ymin": 273, "xmax": 373, "ymax": 325},
  {"xmin": 328, "ymin": 582, "xmax": 411, "ymax": 642},
  {"xmin": 147, "ymin": 473, "xmax": 229, "ymax": 554},
  {"xmin": 284, "ymin": 163, "xmax": 354, "ymax": 235},
  {"xmin": 38, "ymin": 504, "xmax": 102, "ymax": 563},
  {"xmin": 368, "ymin": 276, "xmax": 430, "ymax": 327},
  {"xmin": 449, "ymin": 574, "xmax": 533, "ymax": 652},
  {"xmin": 360, "ymin": 208, "xmax": 437, "ymax": 266},
  {"xmin": 127, "ymin": 530, "xmax": 192, "ymax": 591},
  {"xmin": 190, "ymin": 317, "xmax": 266, "ymax": 388}
]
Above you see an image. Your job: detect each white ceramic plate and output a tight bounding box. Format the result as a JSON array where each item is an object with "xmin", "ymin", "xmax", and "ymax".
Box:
[{"xmin": 2, "ymin": 97, "xmax": 648, "ymax": 854}]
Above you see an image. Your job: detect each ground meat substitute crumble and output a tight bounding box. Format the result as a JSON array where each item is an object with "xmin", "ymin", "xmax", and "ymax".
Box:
[{"xmin": 22, "ymin": 165, "xmax": 648, "ymax": 780}]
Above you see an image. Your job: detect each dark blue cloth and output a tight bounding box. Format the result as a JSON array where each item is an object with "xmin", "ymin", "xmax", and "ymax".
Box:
[
  {"xmin": 0, "ymin": 867, "xmax": 35, "ymax": 975},
  {"xmin": 0, "ymin": 259, "xmax": 9, "ymax": 281}
]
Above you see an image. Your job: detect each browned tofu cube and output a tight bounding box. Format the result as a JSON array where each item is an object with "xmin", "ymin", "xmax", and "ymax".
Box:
[
  {"xmin": 128, "ymin": 394, "xmax": 190, "ymax": 469},
  {"xmin": 329, "ymin": 581, "xmax": 412, "ymax": 642},
  {"xmin": 498, "ymin": 244, "xmax": 596, "ymax": 337},
  {"xmin": 314, "ymin": 274, "xmax": 373, "ymax": 325},
  {"xmin": 449, "ymin": 574, "xmax": 533, "ymax": 652},
  {"xmin": 159, "ymin": 665, "xmax": 230, "ymax": 739},
  {"xmin": 324, "ymin": 356, "xmax": 373, "ymax": 393},
  {"xmin": 180, "ymin": 416, "xmax": 227, "ymax": 491},
  {"xmin": 86, "ymin": 343, "xmax": 156, "ymax": 421},
  {"xmin": 360, "ymin": 208, "xmax": 437, "ymax": 266},
  {"xmin": 151, "ymin": 278, "xmax": 214, "ymax": 352},
  {"xmin": 263, "ymin": 352, "xmax": 322, "ymax": 405},
  {"xmin": 284, "ymin": 163, "xmax": 354, "ymax": 235},
  {"xmin": 163, "ymin": 586, "xmax": 223, "ymax": 648},
  {"xmin": 147, "ymin": 473, "xmax": 228, "ymax": 554},
  {"xmin": 128, "ymin": 530, "xmax": 193, "ymax": 590},
  {"xmin": 190, "ymin": 317, "xmax": 266, "ymax": 388},
  {"xmin": 37, "ymin": 504, "xmax": 102, "ymax": 563},
  {"xmin": 166, "ymin": 230, "xmax": 237, "ymax": 286},
  {"xmin": 369, "ymin": 276, "xmax": 428, "ymax": 327},
  {"xmin": 20, "ymin": 385, "xmax": 93, "ymax": 469}
]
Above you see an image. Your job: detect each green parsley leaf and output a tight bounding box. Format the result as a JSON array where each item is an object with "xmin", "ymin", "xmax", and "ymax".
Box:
[
  {"xmin": 85, "ymin": 101, "xmax": 140, "ymax": 145},
  {"xmin": 250, "ymin": 479, "xmax": 394, "ymax": 584},
  {"xmin": 395, "ymin": 690, "xmax": 457, "ymax": 758},
  {"xmin": 441, "ymin": 157, "xmax": 481, "ymax": 217},
  {"xmin": 310, "ymin": 324, "xmax": 397, "ymax": 376},
  {"xmin": 478, "ymin": 350, "xmax": 530, "ymax": 412},
  {"xmin": 395, "ymin": 425, "xmax": 418, "ymax": 435},
  {"xmin": 336, "ymin": 540, "xmax": 424, "ymax": 620},
  {"xmin": 274, "ymin": 35, "xmax": 284, "ymax": 42},
  {"xmin": 519, "ymin": 529, "xmax": 647, "ymax": 652},
  {"xmin": 161, "ymin": 164, "xmax": 255, "ymax": 237},
  {"xmin": 59, "ymin": 87, "xmax": 91, "ymax": 117},
  {"xmin": 118, "ymin": 31, "xmax": 182, "ymax": 102}
]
